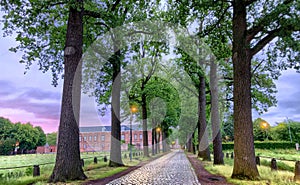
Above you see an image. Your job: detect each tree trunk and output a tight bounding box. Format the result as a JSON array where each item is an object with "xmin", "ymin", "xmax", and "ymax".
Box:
[
  {"xmin": 210, "ymin": 58, "xmax": 224, "ymax": 165},
  {"xmin": 192, "ymin": 132, "xmax": 196, "ymax": 155},
  {"xmin": 154, "ymin": 126, "xmax": 159, "ymax": 154},
  {"xmin": 187, "ymin": 133, "xmax": 192, "ymax": 152},
  {"xmin": 157, "ymin": 130, "xmax": 161, "ymax": 153},
  {"xmin": 49, "ymin": 2, "xmax": 86, "ymax": 182},
  {"xmin": 142, "ymin": 93, "xmax": 149, "ymax": 157},
  {"xmin": 197, "ymin": 76, "xmax": 211, "ymax": 161},
  {"xmin": 162, "ymin": 129, "xmax": 167, "ymax": 152},
  {"xmin": 152, "ymin": 127, "xmax": 156, "ymax": 155},
  {"xmin": 231, "ymin": 0, "xmax": 259, "ymax": 179},
  {"xmin": 109, "ymin": 48, "xmax": 124, "ymax": 167}
]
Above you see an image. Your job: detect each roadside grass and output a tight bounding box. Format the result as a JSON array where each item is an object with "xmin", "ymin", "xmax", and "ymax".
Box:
[
  {"xmin": 204, "ymin": 160, "xmax": 297, "ymax": 185},
  {"xmin": 202, "ymin": 149, "xmax": 300, "ymax": 185}
]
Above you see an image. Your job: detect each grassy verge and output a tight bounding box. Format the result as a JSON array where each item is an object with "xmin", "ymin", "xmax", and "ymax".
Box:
[{"xmin": 202, "ymin": 157, "xmax": 298, "ymax": 185}]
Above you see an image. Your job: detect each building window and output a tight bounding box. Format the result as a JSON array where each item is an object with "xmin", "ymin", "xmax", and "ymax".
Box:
[
  {"xmin": 139, "ymin": 134, "xmax": 143, "ymax": 140},
  {"xmin": 94, "ymin": 135, "xmax": 97, "ymax": 141},
  {"xmin": 121, "ymin": 134, "xmax": 125, "ymax": 140},
  {"xmin": 134, "ymin": 134, "xmax": 137, "ymax": 140},
  {"xmin": 101, "ymin": 135, "xmax": 105, "ymax": 141},
  {"xmin": 79, "ymin": 136, "xmax": 82, "ymax": 141},
  {"xmin": 101, "ymin": 144, "xmax": 105, "ymax": 149},
  {"xmin": 89, "ymin": 136, "xmax": 92, "ymax": 141},
  {"xmin": 84, "ymin": 136, "xmax": 87, "ymax": 141},
  {"xmin": 83, "ymin": 144, "xmax": 87, "ymax": 149}
]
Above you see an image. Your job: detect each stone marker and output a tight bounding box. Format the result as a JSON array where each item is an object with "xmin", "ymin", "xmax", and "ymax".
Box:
[
  {"xmin": 81, "ymin": 159, "xmax": 84, "ymax": 167},
  {"xmin": 271, "ymin": 158, "xmax": 277, "ymax": 171},
  {"xmin": 104, "ymin": 156, "xmax": 108, "ymax": 162},
  {"xmin": 256, "ymin": 156, "xmax": 260, "ymax": 166},
  {"xmin": 33, "ymin": 165, "xmax": 40, "ymax": 176},
  {"xmin": 294, "ymin": 161, "xmax": 300, "ymax": 182}
]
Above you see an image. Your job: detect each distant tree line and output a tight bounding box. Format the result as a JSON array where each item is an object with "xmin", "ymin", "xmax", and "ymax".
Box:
[
  {"xmin": 0, "ymin": 117, "xmax": 47, "ymax": 155},
  {"xmin": 222, "ymin": 117, "xmax": 300, "ymax": 144}
]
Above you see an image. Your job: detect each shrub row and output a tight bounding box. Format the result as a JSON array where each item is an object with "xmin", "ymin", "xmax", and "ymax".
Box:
[{"xmin": 220, "ymin": 141, "xmax": 295, "ymax": 150}]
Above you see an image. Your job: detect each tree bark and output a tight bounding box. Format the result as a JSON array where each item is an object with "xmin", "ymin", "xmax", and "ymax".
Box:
[
  {"xmin": 210, "ymin": 58, "xmax": 224, "ymax": 165},
  {"xmin": 197, "ymin": 76, "xmax": 211, "ymax": 161},
  {"xmin": 162, "ymin": 129, "xmax": 169, "ymax": 152},
  {"xmin": 231, "ymin": 0, "xmax": 259, "ymax": 179},
  {"xmin": 152, "ymin": 127, "xmax": 156, "ymax": 155},
  {"xmin": 49, "ymin": 2, "xmax": 86, "ymax": 182},
  {"xmin": 187, "ymin": 133, "xmax": 192, "ymax": 152},
  {"xmin": 191, "ymin": 132, "xmax": 195, "ymax": 154},
  {"xmin": 109, "ymin": 48, "xmax": 124, "ymax": 167},
  {"xmin": 142, "ymin": 93, "xmax": 149, "ymax": 157}
]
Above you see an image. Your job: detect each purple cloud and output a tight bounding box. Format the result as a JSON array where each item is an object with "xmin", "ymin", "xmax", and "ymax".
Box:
[{"xmin": 0, "ymin": 81, "xmax": 61, "ymax": 120}]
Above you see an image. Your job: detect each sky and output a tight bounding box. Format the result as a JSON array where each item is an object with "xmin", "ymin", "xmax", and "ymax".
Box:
[{"xmin": 0, "ymin": 25, "xmax": 300, "ymax": 134}]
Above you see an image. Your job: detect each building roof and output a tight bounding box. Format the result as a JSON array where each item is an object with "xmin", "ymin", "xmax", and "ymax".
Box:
[{"xmin": 79, "ymin": 124, "xmax": 143, "ymax": 133}]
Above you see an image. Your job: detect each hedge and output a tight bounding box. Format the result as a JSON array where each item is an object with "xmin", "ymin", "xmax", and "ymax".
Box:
[{"xmin": 219, "ymin": 141, "xmax": 296, "ymax": 150}]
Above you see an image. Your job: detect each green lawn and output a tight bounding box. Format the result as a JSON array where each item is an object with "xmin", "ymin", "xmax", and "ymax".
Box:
[{"xmin": 0, "ymin": 151, "xmax": 158, "ymax": 185}]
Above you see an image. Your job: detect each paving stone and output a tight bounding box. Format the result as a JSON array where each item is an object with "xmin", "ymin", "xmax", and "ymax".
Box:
[{"xmin": 108, "ymin": 150, "xmax": 200, "ymax": 185}]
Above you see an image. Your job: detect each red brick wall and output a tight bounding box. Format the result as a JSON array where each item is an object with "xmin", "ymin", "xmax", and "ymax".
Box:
[{"xmin": 79, "ymin": 130, "xmax": 157, "ymax": 152}]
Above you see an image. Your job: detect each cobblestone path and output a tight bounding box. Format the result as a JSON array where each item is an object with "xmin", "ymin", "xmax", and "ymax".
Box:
[{"xmin": 108, "ymin": 150, "xmax": 200, "ymax": 185}]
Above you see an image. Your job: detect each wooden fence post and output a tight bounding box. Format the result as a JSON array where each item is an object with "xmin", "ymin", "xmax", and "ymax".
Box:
[{"xmin": 94, "ymin": 157, "xmax": 97, "ymax": 164}]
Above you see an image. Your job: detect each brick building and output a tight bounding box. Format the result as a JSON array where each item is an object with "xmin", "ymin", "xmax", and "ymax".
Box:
[
  {"xmin": 36, "ymin": 143, "xmax": 56, "ymax": 154},
  {"xmin": 79, "ymin": 125, "xmax": 154, "ymax": 152}
]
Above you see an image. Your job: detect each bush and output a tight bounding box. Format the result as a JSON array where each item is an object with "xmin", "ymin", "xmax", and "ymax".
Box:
[
  {"xmin": 220, "ymin": 141, "xmax": 295, "ymax": 150},
  {"xmin": 25, "ymin": 167, "xmax": 33, "ymax": 176}
]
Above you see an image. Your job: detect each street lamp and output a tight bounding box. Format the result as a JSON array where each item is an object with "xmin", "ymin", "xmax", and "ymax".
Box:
[
  {"xmin": 129, "ymin": 105, "xmax": 138, "ymax": 161},
  {"xmin": 260, "ymin": 121, "xmax": 269, "ymax": 140}
]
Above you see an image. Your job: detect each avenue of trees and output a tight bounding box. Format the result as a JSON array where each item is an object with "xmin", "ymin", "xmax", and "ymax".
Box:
[
  {"xmin": 1, "ymin": 0, "xmax": 299, "ymax": 182},
  {"xmin": 0, "ymin": 117, "xmax": 46, "ymax": 155}
]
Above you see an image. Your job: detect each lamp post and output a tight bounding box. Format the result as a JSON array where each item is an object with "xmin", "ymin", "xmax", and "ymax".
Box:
[
  {"xmin": 129, "ymin": 105, "xmax": 138, "ymax": 161},
  {"xmin": 286, "ymin": 117, "xmax": 293, "ymax": 142},
  {"xmin": 155, "ymin": 126, "xmax": 161, "ymax": 153}
]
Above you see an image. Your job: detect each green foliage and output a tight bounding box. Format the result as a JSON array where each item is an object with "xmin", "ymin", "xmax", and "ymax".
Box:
[
  {"xmin": 25, "ymin": 167, "xmax": 33, "ymax": 176},
  {"xmin": 221, "ymin": 141, "xmax": 295, "ymax": 150},
  {"xmin": 46, "ymin": 132, "xmax": 57, "ymax": 146},
  {"xmin": 253, "ymin": 118, "xmax": 271, "ymax": 141},
  {"xmin": 0, "ymin": 138, "xmax": 16, "ymax": 155},
  {"xmin": 0, "ymin": 117, "xmax": 47, "ymax": 154}
]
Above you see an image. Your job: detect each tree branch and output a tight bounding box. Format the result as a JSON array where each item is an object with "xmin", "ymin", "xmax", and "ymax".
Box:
[
  {"xmin": 111, "ymin": 0, "xmax": 122, "ymax": 12},
  {"xmin": 246, "ymin": 0, "xmax": 294, "ymax": 43},
  {"xmin": 250, "ymin": 29, "xmax": 280, "ymax": 57},
  {"xmin": 245, "ymin": 0, "xmax": 258, "ymax": 6},
  {"xmin": 83, "ymin": 10, "xmax": 101, "ymax": 18},
  {"xmin": 197, "ymin": 3, "xmax": 231, "ymax": 38},
  {"xmin": 126, "ymin": 30, "xmax": 155, "ymax": 37},
  {"xmin": 251, "ymin": 60, "xmax": 264, "ymax": 76}
]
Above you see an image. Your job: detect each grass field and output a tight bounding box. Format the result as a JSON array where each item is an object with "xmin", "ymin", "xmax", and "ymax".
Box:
[
  {"xmin": 0, "ymin": 151, "xmax": 145, "ymax": 185},
  {"xmin": 203, "ymin": 149, "xmax": 300, "ymax": 185}
]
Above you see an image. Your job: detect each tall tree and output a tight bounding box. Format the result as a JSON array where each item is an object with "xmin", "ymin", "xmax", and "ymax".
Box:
[
  {"xmin": 231, "ymin": 0, "xmax": 300, "ymax": 179},
  {"xmin": 210, "ymin": 57, "xmax": 224, "ymax": 165},
  {"xmin": 49, "ymin": 1, "xmax": 85, "ymax": 181}
]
